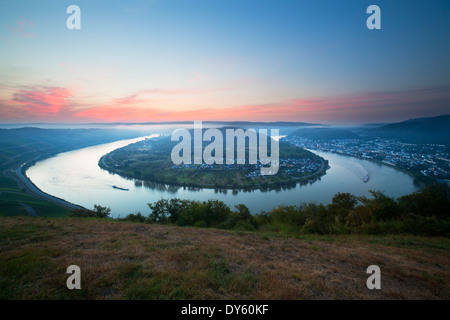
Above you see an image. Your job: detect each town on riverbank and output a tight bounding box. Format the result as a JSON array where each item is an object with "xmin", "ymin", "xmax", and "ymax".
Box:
[{"xmin": 285, "ymin": 136, "xmax": 450, "ymax": 187}]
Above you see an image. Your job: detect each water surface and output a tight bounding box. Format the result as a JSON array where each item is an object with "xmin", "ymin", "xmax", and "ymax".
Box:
[{"xmin": 27, "ymin": 136, "xmax": 419, "ymax": 217}]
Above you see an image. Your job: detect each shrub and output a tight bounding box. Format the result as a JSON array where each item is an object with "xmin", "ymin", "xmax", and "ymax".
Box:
[
  {"xmin": 141, "ymin": 185, "xmax": 450, "ymax": 236},
  {"xmin": 232, "ymin": 220, "xmax": 256, "ymax": 232},
  {"xmin": 120, "ymin": 212, "xmax": 148, "ymax": 223},
  {"xmin": 93, "ymin": 205, "xmax": 111, "ymax": 218}
]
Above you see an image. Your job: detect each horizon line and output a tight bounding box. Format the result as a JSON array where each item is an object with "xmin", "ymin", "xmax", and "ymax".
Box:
[{"xmin": 1, "ymin": 114, "xmax": 449, "ymax": 127}]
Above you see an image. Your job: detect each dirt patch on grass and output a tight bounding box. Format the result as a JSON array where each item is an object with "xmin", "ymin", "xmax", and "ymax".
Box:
[{"xmin": 0, "ymin": 217, "xmax": 448, "ymax": 299}]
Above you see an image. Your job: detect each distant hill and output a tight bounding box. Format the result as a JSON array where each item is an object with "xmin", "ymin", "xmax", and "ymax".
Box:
[
  {"xmin": 287, "ymin": 115, "xmax": 450, "ymax": 145},
  {"xmin": 289, "ymin": 128, "xmax": 360, "ymax": 140},
  {"xmin": 85, "ymin": 121, "xmax": 322, "ymax": 127},
  {"xmin": 0, "ymin": 128, "xmax": 148, "ymax": 169},
  {"xmin": 217, "ymin": 122, "xmax": 322, "ymax": 135},
  {"xmin": 366, "ymin": 115, "xmax": 450, "ymax": 145},
  {"xmin": 203, "ymin": 121, "xmax": 321, "ymax": 127}
]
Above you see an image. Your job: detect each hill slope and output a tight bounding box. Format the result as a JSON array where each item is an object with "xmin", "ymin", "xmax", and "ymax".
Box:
[
  {"xmin": 367, "ymin": 115, "xmax": 450, "ymax": 144},
  {"xmin": 289, "ymin": 128, "xmax": 360, "ymax": 140},
  {"xmin": 0, "ymin": 128, "xmax": 148, "ymax": 169},
  {"xmin": 0, "ymin": 217, "xmax": 448, "ymax": 300}
]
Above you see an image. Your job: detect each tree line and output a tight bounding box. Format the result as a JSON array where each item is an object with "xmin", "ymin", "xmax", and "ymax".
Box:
[{"xmin": 73, "ymin": 185, "xmax": 450, "ymax": 236}]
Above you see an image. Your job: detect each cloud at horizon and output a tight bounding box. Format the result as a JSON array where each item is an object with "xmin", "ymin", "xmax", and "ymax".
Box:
[{"xmin": 0, "ymin": 84, "xmax": 448, "ymax": 124}]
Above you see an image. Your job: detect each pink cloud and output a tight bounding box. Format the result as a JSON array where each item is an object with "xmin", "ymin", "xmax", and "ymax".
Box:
[
  {"xmin": 0, "ymin": 86, "xmax": 76, "ymax": 121},
  {"xmin": 42, "ymin": 86, "xmax": 450, "ymax": 123},
  {"xmin": 12, "ymin": 87, "xmax": 73, "ymax": 114},
  {"xmin": 1, "ymin": 84, "xmax": 448, "ymax": 124},
  {"xmin": 75, "ymin": 106, "xmax": 160, "ymax": 121},
  {"xmin": 8, "ymin": 19, "xmax": 35, "ymax": 38}
]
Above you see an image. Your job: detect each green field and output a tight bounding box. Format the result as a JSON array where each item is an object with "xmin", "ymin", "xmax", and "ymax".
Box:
[
  {"xmin": 0, "ymin": 175, "xmax": 72, "ymax": 217},
  {"xmin": 0, "ymin": 174, "xmax": 20, "ymax": 192},
  {"xmin": 0, "ymin": 191, "xmax": 72, "ymax": 218}
]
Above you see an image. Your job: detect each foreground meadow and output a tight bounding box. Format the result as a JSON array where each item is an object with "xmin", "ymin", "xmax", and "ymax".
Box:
[{"xmin": 0, "ymin": 217, "xmax": 448, "ymax": 300}]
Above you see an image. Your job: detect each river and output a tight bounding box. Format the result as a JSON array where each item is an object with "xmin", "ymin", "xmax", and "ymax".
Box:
[{"xmin": 26, "ymin": 135, "xmax": 420, "ymax": 218}]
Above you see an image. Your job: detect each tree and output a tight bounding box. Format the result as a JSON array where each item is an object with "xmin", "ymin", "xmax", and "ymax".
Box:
[
  {"xmin": 205, "ymin": 199, "xmax": 231, "ymax": 226},
  {"xmin": 330, "ymin": 192, "xmax": 357, "ymax": 211},
  {"xmin": 398, "ymin": 185, "xmax": 450, "ymax": 219},
  {"xmin": 235, "ymin": 204, "xmax": 251, "ymax": 221},
  {"xmin": 357, "ymin": 191, "xmax": 399, "ymax": 221},
  {"xmin": 166, "ymin": 198, "xmax": 187, "ymax": 223},
  {"xmin": 328, "ymin": 192, "xmax": 358, "ymax": 224},
  {"xmin": 148, "ymin": 199, "xmax": 169, "ymax": 223},
  {"xmin": 93, "ymin": 204, "xmax": 111, "ymax": 218}
]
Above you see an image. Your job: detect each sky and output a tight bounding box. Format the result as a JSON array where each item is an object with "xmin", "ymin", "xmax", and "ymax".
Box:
[{"xmin": 0, "ymin": 0, "xmax": 449, "ymax": 124}]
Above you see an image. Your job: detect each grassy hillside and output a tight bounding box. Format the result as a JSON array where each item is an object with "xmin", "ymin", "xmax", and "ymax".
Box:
[
  {"xmin": 0, "ymin": 217, "xmax": 448, "ymax": 300},
  {"xmin": 0, "ymin": 173, "xmax": 72, "ymax": 217}
]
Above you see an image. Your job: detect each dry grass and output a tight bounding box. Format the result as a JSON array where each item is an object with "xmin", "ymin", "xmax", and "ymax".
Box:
[{"xmin": 0, "ymin": 217, "xmax": 449, "ymax": 299}]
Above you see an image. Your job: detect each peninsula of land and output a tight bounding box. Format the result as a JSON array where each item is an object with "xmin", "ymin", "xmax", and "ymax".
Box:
[{"xmin": 99, "ymin": 132, "xmax": 328, "ymax": 190}]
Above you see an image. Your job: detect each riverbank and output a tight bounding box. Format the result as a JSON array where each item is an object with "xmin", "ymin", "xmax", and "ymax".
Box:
[
  {"xmin": 99, "ymin": 152, "xmax": 329, "ymax": 191},
  {"xmin": 6, "ymin": 135, "xmax": 156, "ymax": 217},
  {"xmin": 304, "ymin": 147, "xmax": 425, "ymax": 188},
  {"xmin": 1, "ymin": 216, "xmax": 448, "ymax": 299},
  {"xmin": 1, "ymin": 161, "xmax": 84, "ymax": 213},
  {"xmin": 0, "ymin": 171, "xmax": 74, "ymax": 217},
  {"xmin": 1, "ymin": 145, "xmax": 88, "ymax": 216},
  {"xmin": 0, "ymin": 129, "xmax": 153, "ymax": 217}
]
